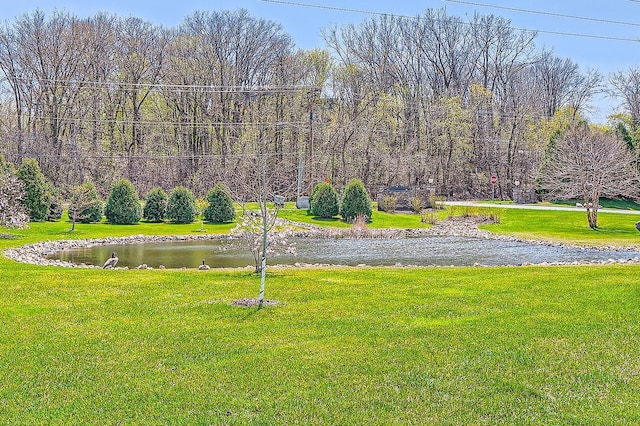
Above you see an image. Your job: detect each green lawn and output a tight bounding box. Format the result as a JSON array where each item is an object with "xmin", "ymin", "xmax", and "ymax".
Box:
[
  {"xmin": 278, "ymin": 206, "xmax": 429, "ymax": 229},
  {"xmin": 550, "ymin": 198, "xmax": 640, "ymax": 210},
  {"xmin": 482, "ymin": 208, "xmax": 640, "ymax": 247},
  {"xmin": 1, "ymin": 209, "xmax": 640, "ymax": 423}
]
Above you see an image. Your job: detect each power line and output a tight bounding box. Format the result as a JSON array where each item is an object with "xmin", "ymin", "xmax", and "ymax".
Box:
[
  {"xmin": 444, "ymin": 0, "xmax": 640, "ymax": 28},
  {"xmin": 260, "ymin": 0, "xmax": 640, "ymax": 43},
  {"xmin": 259, "ymin": 0, "xmax": 416, "ymax": 19},
  {"xmin": 0, "ymin": 101, "xmax": 611, "ymax": 126},
  {"xmin": 7, "ymin": 76, "xmax": 320, "ymax": 93},
  {"xmin": 0, "ymin": 113, "xmax": 310, "ymax": 129},
  {"xmin": 10, "ymin": 152, "xmax": 304, "ymax": 160}
]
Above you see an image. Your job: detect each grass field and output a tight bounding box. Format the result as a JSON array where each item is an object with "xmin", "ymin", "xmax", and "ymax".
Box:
[
  {"xmin": 482, "ymin": 208, "xmax": 640, "ymax": 247},
  {"xmin": 1, "ymin": 207, "xmax": 640, "ymax": 424}
]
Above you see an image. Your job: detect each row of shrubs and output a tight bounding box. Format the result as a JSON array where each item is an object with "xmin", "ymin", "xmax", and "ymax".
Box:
[
  {"xmin": 309, "ymin": 178, "xmax": 373, "ymax": 222},
  {"xmin": 3, "ymin": 156, "xmax": 236, "ymax": 225},
  {"xmin": 7, "ymin": 155, "xmax": 375, "ymax": 225},
  {"xmin": 74, "ymin": 177, "xmax": 374, "ymax": 226},
  {"xmin": 72, "ymin": 180, "xmax": 235, "ymax": 225}
]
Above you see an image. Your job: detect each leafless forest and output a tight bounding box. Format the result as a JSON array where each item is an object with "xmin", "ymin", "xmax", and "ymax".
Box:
[{"xmin": 1, "ymin": 8, "xmax": 638, "ymax": 201}]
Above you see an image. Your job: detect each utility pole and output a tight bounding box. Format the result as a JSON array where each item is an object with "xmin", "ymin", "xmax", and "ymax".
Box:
[{"xmin": 307, "ymin": 88, "xmax": 319, "ymax": 194}]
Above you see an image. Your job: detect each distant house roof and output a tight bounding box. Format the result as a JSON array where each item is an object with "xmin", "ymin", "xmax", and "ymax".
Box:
[{"xmin": 384, "ymin": 185, "xmax": 411, "ymax": 191}]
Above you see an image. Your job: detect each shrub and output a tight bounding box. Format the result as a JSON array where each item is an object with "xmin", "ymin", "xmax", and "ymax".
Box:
[
  {"xmin": 409, "ymin": 196, "xmax": 423, "ymax": 214},
  {"xmin": 429, "ymin": 194, "xmax": 447, "ymax": 210},
  {"xmin": 483, "ymin": 210, "xmax": 503, "ymax": 224},
  {"xmin": 310, "ymin": 182, "xmax": 339, "ymax": 218},
  {"xmin": 70, "ymin": 182, "xmax": 103, "ymax": 224},
  {"xmin": 16, "ymin": 158, "xmax": 51, "ymax": 222},
  {"xmin": 378, "ymin": 195, "xmax": 398, "ymax": 213},
  {"xmin": 143, "ymin": 187, "xmax": 168, "ymax": 222},
  {"xmin": 46, "ymin": 183, "xmax": 63, "ymax": 221},
  {"xmin": 104, "ymin": 179, "xmax": 142, "ymax": 224},
  {"xmin": 204, "ymin": 183, "xmax": 235, "ymax": 223},
  {"xmin": 340, "ymin": 178, "xmax": 373, "ymax": 222},
  {"xmin": 447, "ymin": 206, "xmax": 458, "ymax": 219},
  {"xmin": 167, "ymin": 186, "xmax": 197, "ymax": 224},
  {"xmin": 461, "ymin": 206, "xmax": 478, "ymax": 218},
  {"xmin": 421, "ymin": 211, "xmax": 438, "ymax": 225}
]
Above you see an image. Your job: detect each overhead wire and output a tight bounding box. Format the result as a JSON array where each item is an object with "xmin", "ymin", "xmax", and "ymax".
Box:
[
  {"xmin": 7, "ymin": 76, "xmax": 320, "ymax": 93},
  {"xmin": 0, "ymin": 113, "xmax": 310, "ymax": 129},
  {"xmin": 6, "ymin": 152, "xmax": 305, "ymax": 160},
  {"xmin": 443, "ymin": 0, "xmax": 640, "ymax": 28},
  {"xmin": 259, "ymin": 0, "xmax": 640, "ymax": 43},
  {"xmin": 258, "ymin": 0, "xmax": 416, "ymax": 19}
]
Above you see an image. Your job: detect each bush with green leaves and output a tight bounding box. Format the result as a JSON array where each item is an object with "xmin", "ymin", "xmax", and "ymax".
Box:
[
  {"xmin": 310, "ymin": 182, "xmax": 339, "ymax": 218},
  {"xmin": 411, "ymin": 196, "xmax": 424, "ymax": 214},
  {"xmin": 16, "ymin": 158, "xmax": 51, "ymax": 222},
  {"xmin": 47, "ymin": 183, "xmax": 63, "ymax": 221},
  {"xmin": 70, "ymin": 182, "xmax": 103, "ymax": 224},
  {"xmin": 203, "ymin": 183, "xmax": 235, "ymax": 223},
  {"xmin": 104, "ymin": 179, "xmax": 142, "ymax": 224},
  {"xmin": 378, "ymin": 195, "xmax": 397, "ymax": 213},
  {"xmin": 340, "ymin": 178, "xmax": 373, "ymax": 223},
  {"xmin": 166, "ymin": 186, "xmax": 197, "ymax": 224},
  {"xmin": 143, "ymin": 187, "xmax": 168, "ymax": 222}
]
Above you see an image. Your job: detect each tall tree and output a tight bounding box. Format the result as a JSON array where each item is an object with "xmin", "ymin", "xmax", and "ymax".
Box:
[
  {"xmin": 538, "ymin": 123, "xmax": 639, "ymax": 229},
  {"xmin": 610, "ymin": 67, "xmax": 640, "ymax": 123},
  {"xmin": 16, "ymin": 158, "xmax": 51, "ymax": 222},
  {"xmin": 113, "ymin": 17, "xmax": 168, "ymax": 181}
]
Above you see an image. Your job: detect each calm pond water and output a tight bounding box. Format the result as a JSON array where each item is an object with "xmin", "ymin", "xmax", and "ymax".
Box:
[{"xmin": 51, "ymin": 236, "xmax": 640, "ymax": 269}]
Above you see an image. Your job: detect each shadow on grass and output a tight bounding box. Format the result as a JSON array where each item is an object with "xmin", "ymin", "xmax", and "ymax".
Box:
[
  {"xmin": 232, "ymin": 298, "xmax": 281, "ymax": 319},
  {"xmin": 311, "ymin": 216, "xmax": 341, "ymax": 223}
]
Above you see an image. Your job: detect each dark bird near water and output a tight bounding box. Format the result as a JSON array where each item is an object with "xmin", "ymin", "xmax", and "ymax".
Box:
[
  {"xmin": 198, "ymin": 259, "xmax": 210, "ymax": 270},
  {"xmin": 103, "ymin": 252, "xmax": 119, "ymax": 269}
]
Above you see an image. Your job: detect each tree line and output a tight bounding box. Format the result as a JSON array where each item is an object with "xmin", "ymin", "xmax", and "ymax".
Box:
[{"xmin": 0, "ymin": 7, "xmax": 639, "ymax": 204}]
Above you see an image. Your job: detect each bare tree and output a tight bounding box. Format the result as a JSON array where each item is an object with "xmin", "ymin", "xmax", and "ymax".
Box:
[
  {"xmin": 610, "ymin": 67, "xmax": 640, "ymax": 123},
  {"xmin": 610, "ymin": 68, "xmax": 640, "ymax": 153},
  {"xmin": 231, "ymin": 134, "xmax": 296, "ymax": 307},
  {"xmin": 538, "ymin": 123, "xmax": 640, "ymax": 229},
  {"xmin": 531, "ymin": 49, "xmax": 602, "ymax": 118},
  {"xmin": 113, "ymin": 17, "xmax": 168, "ymax": 182}
]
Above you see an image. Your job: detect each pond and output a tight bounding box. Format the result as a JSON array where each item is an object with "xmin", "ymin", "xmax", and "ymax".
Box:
[{"xmin": 50, "ymin": 236, "xmax": 640, "ymax": 269}]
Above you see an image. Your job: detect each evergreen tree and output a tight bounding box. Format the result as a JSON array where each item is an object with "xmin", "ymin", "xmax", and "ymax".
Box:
[
  {"xmin": 46, "ymin": 183, "xmax": 63, "ymax": 221},
  {"xmin": 166, "ymin": 186, "xmax": 197, "ymax": 223},
  {"xmin": 340, "ymin": 178, "xmax": 373, "ymax": 222},
  {"xmin": 16, "ymin": 158, "xmax": 51, "ymax": 222},
  {"xmin": 203, "ymin": 183, "xmax": 235, "ymax": 223},
  {"xmin": 310, "ymin": 182, "xmax": 339, "ymax": 218},
  {"xmin": 104, "ymin": 179, "xmax": 142, "ymax": 224},
  {"xmin": 69, "ymin": 182, "xmax": 103, "ymax": 226},
  {"xmin": 143, "ymin": 187, "xmax": 168, "ymax": 222}
]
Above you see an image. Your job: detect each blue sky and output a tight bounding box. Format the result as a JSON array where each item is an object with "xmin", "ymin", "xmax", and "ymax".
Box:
[{"xmin": 1, "ymin": 0, "xmax": 638, "ymax": 120}]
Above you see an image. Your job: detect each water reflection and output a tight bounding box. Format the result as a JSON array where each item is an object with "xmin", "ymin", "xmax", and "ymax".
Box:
[{"xmin": 51, "ymin": 236, "xmax": 640, "ymax": 269}]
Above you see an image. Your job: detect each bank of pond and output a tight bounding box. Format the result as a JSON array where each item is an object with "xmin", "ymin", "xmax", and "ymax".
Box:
[{"xmin": 45, "ymin": 235, "xmax": 640, "ymax": 269}]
